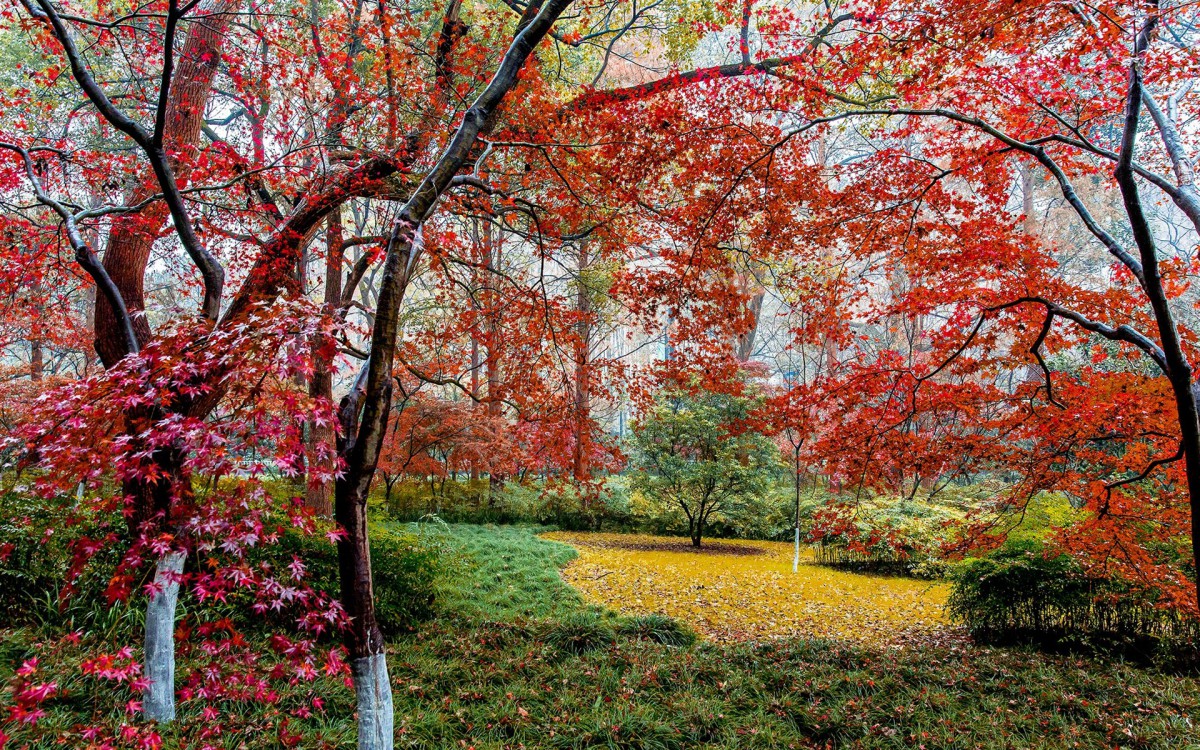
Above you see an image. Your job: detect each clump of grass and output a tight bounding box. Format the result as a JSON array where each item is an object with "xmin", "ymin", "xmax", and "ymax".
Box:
[
  {"xmin": 616, "ymin": 614, "xmax": 696, "ymax": 647},
  {"xmin": 544, "ymin": 612, "xmax": 617, "ymax": 654}
]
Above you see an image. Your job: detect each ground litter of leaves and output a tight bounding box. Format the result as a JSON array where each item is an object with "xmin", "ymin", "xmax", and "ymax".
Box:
[{"xmin": 545, "ymin": 531, "xmax": 953, "ymax": 647}]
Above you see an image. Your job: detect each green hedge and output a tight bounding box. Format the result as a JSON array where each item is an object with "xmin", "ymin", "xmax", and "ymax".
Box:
[{"xmin": 948, "ymin": 539, "xmax": 1199, "ymax": 664}]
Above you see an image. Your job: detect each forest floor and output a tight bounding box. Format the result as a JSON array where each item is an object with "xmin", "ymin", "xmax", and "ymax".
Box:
[
  {"xmin": 4, "ymin": 523, "xmax": 1200, "ymax": 748},
  {"xmin": 545, "ymin": 531, "xmax": 950, "ymax": 646},
  {"xmin": 380, "ymin": 524, "xmax": 1199, "ymax": 749}
]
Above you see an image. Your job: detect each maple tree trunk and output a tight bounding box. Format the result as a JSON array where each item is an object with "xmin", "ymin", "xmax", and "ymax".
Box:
[
  {"xmin": 28, "ymin": 272, "xmax": 46, "ymax": 381},
  {"xmin": 1169, "ymin": 378, "xmax": 1200, "ymax": 612},
  {"xmin": 143, "ymin": 550, "xmax": 186, "ymax": 723},
  {"xmin": 121, "ymin": 434, "xmax": 187, "ymax": 535},
  {"xmin": 330, "ymin": 5, "xmax": 572, "ymax": 745},
  {"xmin": 1017, "ymin": 166, "xmax": 1044, "ymax": 384},
  {"xmin": 352, "ymin": 653, "xmax": 393, "ymax": 750},
  {"xmin": 334, "ymin": 455, "xmax": 392, "ymax": 749},
  {"xmin": 572, "ymin": 364, "xmax": 590, "ymax": 481},
  {"xmin": 86, "ymin": 2, "xmax": 234, "ymax": 725},
  {"xmin": 334, "ymin": 354, "xmax": 395, "ymax": 749},
  {"xmin": 469, "ymin": 337, "xmax": 480, "ymax": 482},
  {"xmin": 486, "ymin": 225, "xmax": 506, "ymax": 493},
  {"xmin": 572, "ymin": 243, "xmax": 591, "ymax": 483},
  {"xmin": 306, "ymin": 215, "xmax": 345, "ymax": 516},
  {"xmin": 330, "ymin": 232, "xmax": 406, "ymax": 750},
  {"xmin": 1115, "ymin": 69, "xmax": 1200, "ymax": 614},
  {"xmin": 1130, "ymin": 184, "xmax": 1200, "ymax": 602},
  {"xmin": 1021, "ymin": 164, "xmax": 1037, "ymax": 235},
  {"xmin": 29, "ymin": 339, "xmax": 43, "ymax": 381},
  {"xmin": 735, "ymin": 291, "xmax": 764, "ymax": 362},
  {"xmin": 118, "ymin": 438, "xmax": 194, "ymax": 724}
]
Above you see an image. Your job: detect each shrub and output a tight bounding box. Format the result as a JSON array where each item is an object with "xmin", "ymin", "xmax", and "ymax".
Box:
[
  {"xmin": 382, "ymin": 478, "xmax": 496, "ymax": 521},
  {"xmin": 807, "ymin": 493, "xmax": 969, "ymax": 577},
  {"xmin": 381, "ymin": 477, "xmax": 635, "ymax": 531},
  {"xmin": 497, "ymin": 481, "xmax": 630, "ymax": 531},
  {"xmin": 370, "ymin": 526, "xmax": 442, "ymax": 635},
  {"xmin": 948, "ymin": 538, "xmax": 1200, "ymax": 665},
  {"xmin": 0, "ymin": 489, "xmax": 127, "ymax": 628},
  {"xmin": 616, "ymin": 614, "xmax": 696, "ymax": 647},
  {"xmin": 544, "ymin": 612, "xmax": 616, "ymax": 654},
  {"xmin": 259, "ymin": 523, "xmax": 442, "ymax": 636},
  {"xmin": 948, "ymin": 539, "xmax": 1093, "ymax": 634},
  {"xmin": 0, "ymin": 492, "xmax": 61, "ymax": 620}
]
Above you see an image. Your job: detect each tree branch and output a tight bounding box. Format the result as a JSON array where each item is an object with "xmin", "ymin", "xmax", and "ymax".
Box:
[
  {"xmin": 29, "ymin": 0, "xmax": 226, "ymax": 322},
  {"xmin": 0, "ymin": 142, "xmax": 140, "ymax": 357},
  {"xmin": 990, "ymin": 297, "xmax": 1168, "ymax": 374}
]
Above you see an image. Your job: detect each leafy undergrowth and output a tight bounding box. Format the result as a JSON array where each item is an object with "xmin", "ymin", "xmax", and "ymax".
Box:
[
  {"xmin": 3, "ymin": 523, "xmax": 1198, "ymax": 748},
  {"xmin": 0, "ymin": 617, "xmax": 358, "ymax": 749},
  {"xmin": 546, "ymin": 531, "xmax": 951, "ymax": 646}
]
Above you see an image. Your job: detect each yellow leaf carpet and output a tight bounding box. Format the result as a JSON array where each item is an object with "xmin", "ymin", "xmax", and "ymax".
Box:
[{"xmin": 544, "ymin": 532, "xmax": 952, "ymax": 647}]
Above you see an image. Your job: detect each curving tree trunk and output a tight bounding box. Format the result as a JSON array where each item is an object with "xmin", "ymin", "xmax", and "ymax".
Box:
[
  {"xmin": 334, "ymin": 376, "xmax": 393, "ymax": 747},
  {"xmin": 331, "ymin": 3, "xmax": 574, "ymax": 746}
]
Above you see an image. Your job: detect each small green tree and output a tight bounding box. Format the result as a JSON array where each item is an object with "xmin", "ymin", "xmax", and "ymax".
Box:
[{"xmin": 631, "ymin": 385, "xmax": 779, "ymax": 547}]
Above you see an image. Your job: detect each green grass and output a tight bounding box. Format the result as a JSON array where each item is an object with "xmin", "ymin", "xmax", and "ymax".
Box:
[
  {"xmin": 3, "ymin": 522, "xmax": 1199, "ymax": 748},
  {"xmin": 427, "ymin": 523, "xmax": 587, "ymax": 622}
]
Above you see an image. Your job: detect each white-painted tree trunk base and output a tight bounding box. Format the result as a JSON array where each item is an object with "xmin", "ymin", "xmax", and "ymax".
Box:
[
  {"xmin": 144, "ymin": 551, "xmax": 186, "ymax": 723},
  {"xmin": 353, "ymin": 653, "xmax": 394, "ymax": 750},
  {"xmin": 793, "ymin": 527, "xmax": 800, "ymax": 573}
]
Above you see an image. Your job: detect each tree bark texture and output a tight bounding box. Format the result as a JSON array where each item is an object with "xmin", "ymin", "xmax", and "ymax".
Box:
[{"xmin": 143, "ymin": 550, "xmax": 186, "ymax": 723}]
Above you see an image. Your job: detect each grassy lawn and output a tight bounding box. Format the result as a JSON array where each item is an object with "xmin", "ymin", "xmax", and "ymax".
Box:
[
  {"xmin": 430, "ymin": 523, "xmax": 587, "ymax": 622},
  {"xmin": 386, "ymin": 524, "xmax": 1200, "ymax": 749},
  {"xmin": 3, "ymin": 522, "xmax": 1199, "ymax": 748}
]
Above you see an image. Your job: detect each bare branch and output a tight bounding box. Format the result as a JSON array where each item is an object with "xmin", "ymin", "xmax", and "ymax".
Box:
[
  {"xmin": 0, "ymin": 142, "xmax": 140, "ymax": 357},
  {"xmin": 990, "ymin": 297, "xmax": 1168, "ymax": 374},
  {"xmin": 28, "ymin": 0, "xmax": 227, "ymax": 322}
]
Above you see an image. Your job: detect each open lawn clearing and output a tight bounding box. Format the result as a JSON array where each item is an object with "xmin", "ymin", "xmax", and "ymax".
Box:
[
  {"xmin": 386, "ymin": 525, "xmax": 1198, "ymax": 749},
  {"xmin": 546, "ymin": 531, "xmax": 952, "ymax": 646}
]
